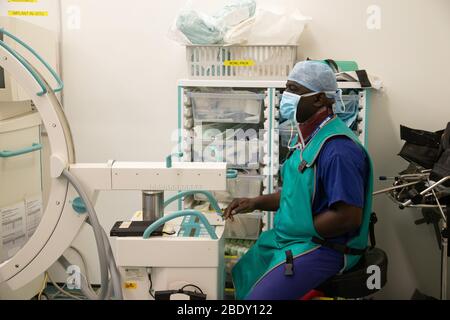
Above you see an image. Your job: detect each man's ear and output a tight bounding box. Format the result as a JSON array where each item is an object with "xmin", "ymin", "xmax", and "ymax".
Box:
[
  {"xmin": 319, "ymin": 93, "xmax": 335, "ymax": 107},
  {"xmin": 313, "ymin": 93, "xmax": 327, "ymax": 107}
]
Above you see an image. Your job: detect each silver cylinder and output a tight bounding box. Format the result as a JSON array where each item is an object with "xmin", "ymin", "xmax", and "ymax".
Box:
[{"xmin": 142, "ymin": 191, "xmax": 164, "ymax": 221}]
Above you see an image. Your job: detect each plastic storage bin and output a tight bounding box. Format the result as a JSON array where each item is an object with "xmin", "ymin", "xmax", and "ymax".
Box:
[
  {"xmin": 186, "ymin": 45, "xmax": 297, "ymax": 80},
  {"xmin": 194, "ymin": 122, "xmax": 262, "ymax": 140},
  {"xmin": 188, "ymin": 91, "xmax": 264, "ymax": 124},
  {"xmin": 225, "ymin": 239, "xmax": 256, "ymax": 257},
  {"xmin": 192, "ymin": 139, "xmax": 260, "ymax": 169},
  {"xmin": 224, "ymin": 213, "xmax": 263, "ymax": 240},
  {"xmin": 195, "ymin": 174, "xmax": 263, "ymax": 203},
  {"xmin": 227, "ymin": 174, "xmax": 263, "ymax": 199},
  {"xmin": 192, "ymin": 123, "xmax": 263, "ymax": 169}
]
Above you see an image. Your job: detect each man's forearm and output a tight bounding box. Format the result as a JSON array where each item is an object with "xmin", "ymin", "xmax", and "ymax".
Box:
[{"xmin": 253, "ymin": 192, "xmax": 281, "ymax": 212}]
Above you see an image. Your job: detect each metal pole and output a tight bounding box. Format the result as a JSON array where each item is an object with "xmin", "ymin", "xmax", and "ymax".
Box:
[
  {"xmin": 401, "ymin": 176, "xmax": 450, "ymax": 208},
  {"xmin": 373, "ymin": 181, "xmax": 422, "ymax": 196}
]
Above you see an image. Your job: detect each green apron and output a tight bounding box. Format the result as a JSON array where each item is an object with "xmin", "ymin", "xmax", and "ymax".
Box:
[{"xmin": 232, "ymin": 117, "xmax": 374, "ymax": 300}]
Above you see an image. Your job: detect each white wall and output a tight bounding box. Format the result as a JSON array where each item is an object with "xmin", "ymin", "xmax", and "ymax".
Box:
[{"xmin": 57, "ymin": 0, "xmax": 450, "ymax": 299}]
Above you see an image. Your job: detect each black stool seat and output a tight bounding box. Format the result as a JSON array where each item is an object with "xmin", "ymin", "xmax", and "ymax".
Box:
[{"xmin": 317, "ymin": 248, "xmax": 388, "ymax": 299}]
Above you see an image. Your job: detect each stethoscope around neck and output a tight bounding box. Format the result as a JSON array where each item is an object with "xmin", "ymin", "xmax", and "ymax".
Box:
[{"xmin": 286, "ymin": 115, "xmax": 335, "ymax": 152}]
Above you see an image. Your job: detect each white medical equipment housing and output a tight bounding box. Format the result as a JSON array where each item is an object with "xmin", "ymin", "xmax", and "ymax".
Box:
[{"xmin": 0, "ymin": 33, "xmax": 87, "ymax": 290}]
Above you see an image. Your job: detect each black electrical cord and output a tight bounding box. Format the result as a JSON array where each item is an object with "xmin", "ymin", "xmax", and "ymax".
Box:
[
  {"xmin": 181, "ymin": 284, "xmax": 204, "ymax": 294},
  {"xmin": 148, "ymin": 272, "xmax": 155, "ymax": 299}
]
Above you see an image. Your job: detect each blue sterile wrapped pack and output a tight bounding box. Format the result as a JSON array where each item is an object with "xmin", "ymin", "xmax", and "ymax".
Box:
[
  {"xmin": 214, "ymin": 0, "xmax": 256, "ymax": 29},
  {"xmin": 176, "ymin": 9, "xmax": 224, "ymax": 45},
  {"xmin": 172, "ymin": 0, "xmax": 256, "ymax": 45}
]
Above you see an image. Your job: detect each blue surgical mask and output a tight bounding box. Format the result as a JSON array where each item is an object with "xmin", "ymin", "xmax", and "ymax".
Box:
[
  {"xmin": 280, "ymin": 91, "xmax": 309, "ymax": 149},
  {"xmin": 333, "ymin": 93, "xmax": 360, "ymax": 128},
  {"xmin": 280, "ymin": 91, "xmax": 321, "ymax": 122},
  {"xmin": 280, "ymin": 91, "xmax": 300, "ymax": 121}
]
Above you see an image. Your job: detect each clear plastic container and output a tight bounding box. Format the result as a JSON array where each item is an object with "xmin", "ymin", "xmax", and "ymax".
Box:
[
  {"xmin": 192, "ymin": 139, "xmax": 260, "ymax": 169},
  {"xmin": 188, "ymin": 92, "xmax": 264, "ymax": 124},
  {"xmin": 227, "ymin": 174, "xmax": 263, "ymax": 198},
  {"xmin": 194, "ymin": 123, "xmax": 262, "ymax": 140},
  {"xmin": 279, "ymin": 121, "xmax": 293, "ymax": 148},
  {"xmin": 192, "ymin": 123, "xmax": 262, "ymax": 169},
  {"xmin": 279, "ymin": 121, "xmax": 294, "ymax": 163},
  {"xmin": 224, "ymin": 213, "xmax": 263, "ymax": 240},
  {"xmin": 194, "ymin": 174, "xmax": 263, "ymax": 203}
]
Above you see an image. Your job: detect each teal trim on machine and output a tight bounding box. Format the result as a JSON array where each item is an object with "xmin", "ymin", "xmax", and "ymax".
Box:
[
  {"xmin": 0, "ymin": 28, "xmax": 63, "ymax": 95},
  {"xmin": 72, "ymin": 197, "xmax": 87, "ymax": 214},
  {"xmin": 179, "ymin": 216, "xmax": 202, "ymax": 237},
  {"xmin": 166, "ymin": 155, "xmax": 172, "ymax": 169},
  {"xmin": 267, "ymin": 88, "xmax": 274, "ymax": 230},
  {"xmin": 0, "ymin": 143, "xmax": 42, "ymax": 158},
  {"xmin": 165, "ymin": 152, "xmax": 183, "ymax": 168},
  {"xmin": 39, "ymin": 126, "xmax": 44, "ymax": 193},
  {"xmin": 177, "ymin": 85, "xmax": 183, "ymax": 211},
  {"xmin": 164, "ymin": 190, "xmax": 222, "ymax": 214},
  {"xmin": 226, "ymin": 169, "xmax": 238, "ymax": 179},
  {"xmin": 364, "ymin": 90, "xmax": 371, "ymax": 148},
  {"xmin": 0, "ymin": 38, "xmax": 47, "ymax": 96},
  {"xmin": 177, "ymin": 86, "xmax": 183, "ymax": 155},
  {"xmin": 142, "ymin": 209, "xmax": 218, "ymax": 239}
]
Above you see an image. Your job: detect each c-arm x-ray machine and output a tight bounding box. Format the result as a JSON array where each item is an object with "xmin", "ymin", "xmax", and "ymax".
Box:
[{"xmin": 0, "ymin": 28, "xmax": 228, "ymax": 300}]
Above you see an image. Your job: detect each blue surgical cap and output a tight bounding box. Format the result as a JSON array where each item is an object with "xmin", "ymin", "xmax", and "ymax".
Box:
[{"xmin": 288, "ymin": 61, "xmax": 338, "ymax": 99}]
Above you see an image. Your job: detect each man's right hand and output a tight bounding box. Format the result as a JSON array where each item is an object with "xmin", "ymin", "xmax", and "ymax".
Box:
[{"xmin": 223, "ymin": 198, "xmax": 257, "ymax": 221}]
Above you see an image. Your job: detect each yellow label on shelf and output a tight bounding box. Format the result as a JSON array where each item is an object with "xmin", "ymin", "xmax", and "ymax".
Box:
[
  {"xmin": 8, "ymin": 10, "xmax": 48, "ymax": 17},
  {"xmin": 124, "ymin": 281, "xmax": 138, "ymax": 289},
  {"xmin": 224, "ymin": 60, "xmax": 255, "ymax": 67},
  {"xmin": 8, "ymin": 0, "xmax": 39, "ymax": 3}
]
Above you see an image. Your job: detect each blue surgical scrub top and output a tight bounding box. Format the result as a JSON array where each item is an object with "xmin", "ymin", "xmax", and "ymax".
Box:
[{"xmin": 312, "ymin": 136, "xmax": 370, "ymax": 244}]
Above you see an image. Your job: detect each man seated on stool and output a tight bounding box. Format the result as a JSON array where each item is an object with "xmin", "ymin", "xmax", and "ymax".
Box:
[{"xmin": 224, "ymin": 61, "xmax": 373, "ymax": 300}]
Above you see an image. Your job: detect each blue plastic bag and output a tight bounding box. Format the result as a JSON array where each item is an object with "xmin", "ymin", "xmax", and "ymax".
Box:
[
  {"xmin": 176, "ymin": 9, "xmax": 224, "ymax": 45},
  {"xmin": 173, "ymin": 0, "xmax": 256, "ymax": 45}
]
